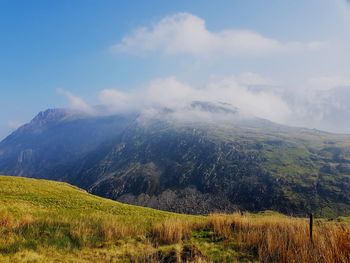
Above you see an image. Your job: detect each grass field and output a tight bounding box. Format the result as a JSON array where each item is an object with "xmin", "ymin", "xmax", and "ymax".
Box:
[{"xmin": 0, "ymin": 176, "xmax": 349, "ymax": 262}]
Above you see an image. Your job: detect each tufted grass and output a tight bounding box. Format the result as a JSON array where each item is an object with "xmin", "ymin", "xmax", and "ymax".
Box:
[{"xmin": 0, "ymin": 176, "xmax": 349, "ymax": 262}]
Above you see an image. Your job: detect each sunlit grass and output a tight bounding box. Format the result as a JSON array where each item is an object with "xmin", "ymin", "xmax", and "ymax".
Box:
[{"xmin": 1, "ymin": 176, "xmax": 349, "ymax": 262}]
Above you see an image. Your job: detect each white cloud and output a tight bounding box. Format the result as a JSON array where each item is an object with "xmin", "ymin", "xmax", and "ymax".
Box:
[
  {"xmin": 304, "ymin": 75, "xmax": 350, "ymax": 91},
  {"xmin": 205, "ymin": 76, "xmax": 291, "ymax": 122},
  {"xmin": 112, "ymin": 13, "xmax": 325, "ymax": 57},
  {"xmin": 57, "ymin": 89, "xmax": 96, "ymax": 115},
  {"xmin": 145, "ymin": 77, "xmax": 198, "ymax": 108},
  {"xmin": 235, "ymin": 72, "xmax": 276, "ymax": 86},
  {"xmin": 99, "ymin": 89, "xmax": 135, "ymax": 113},
  {"xmin": 59, "ymin": 72, "xmax": 350, "ymax": 133},
  {"xmin": 285, "ymin": 75, "xmax": 350, "ymax": 132},
  {"xmin": 97, "ymin": 74, "xmax": 291, "ymax": 124}
]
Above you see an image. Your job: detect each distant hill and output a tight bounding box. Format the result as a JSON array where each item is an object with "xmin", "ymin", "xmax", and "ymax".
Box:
[{"xmin": 1, "ymin": 102, "xmax": 350, "ymax": 216}]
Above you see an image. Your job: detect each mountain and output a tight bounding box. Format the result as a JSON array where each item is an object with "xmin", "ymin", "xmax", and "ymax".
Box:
[
  {"xmin": 1, "ymin": 102, "xmax": 350, "ymax": 216},
  {"xmin": 0, "ymin": 109, "xmax": 134, "ymax": 181}
]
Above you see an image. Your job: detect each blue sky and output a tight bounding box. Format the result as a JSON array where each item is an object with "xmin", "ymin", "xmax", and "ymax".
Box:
[{"xmin": 1, "ymin": 0, "xmax": 350, "ymax": 139}]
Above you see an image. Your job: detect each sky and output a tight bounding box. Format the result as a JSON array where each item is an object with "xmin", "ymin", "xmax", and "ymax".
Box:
[{"xmin": 1, "ymin": 0, "xmax": 350, "ymax": 139}]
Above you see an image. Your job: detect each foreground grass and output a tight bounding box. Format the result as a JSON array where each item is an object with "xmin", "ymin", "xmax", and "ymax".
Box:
[{"xmin": 0, "ymin": 176, "xmax": 349, "ymax": 262}]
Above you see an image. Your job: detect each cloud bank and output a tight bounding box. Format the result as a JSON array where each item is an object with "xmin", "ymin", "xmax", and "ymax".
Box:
[
  {"xmin": 60, "ymin": 73, "xmax": 350, "ymax": 133},
  {"xmin": 97, "ymin": 75, "xmax": 290, "ymax": 123},
  {"xmin": 112, "ymin": 13, "xmax": 325, "ymax": 57}
]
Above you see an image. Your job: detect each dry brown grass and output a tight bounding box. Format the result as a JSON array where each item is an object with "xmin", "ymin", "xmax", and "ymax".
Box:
[
  {"xmin": 69, "ymin": 215, "xmax": 143, "ymax": 246},
  {"xmin": 149, "ymin": 218, "xmax": 204, "ymax": 245},
  {"xmin": 2, "ymin": 208, "xmax": 350, "ymax": 262},
  {"xmin": 209, "ymin": 213, "xmax": 235, "ymax": 239},
  {"xmin": 209, "ymin": 213, "xmax": 350, "ymax": 263},
  {"xmin": 0, "ymin": 212, "xmax": 146, "ymax": 252},
  {"xmin": 0, "ymin": 211, "xmax": 34, "ymax": 230}
]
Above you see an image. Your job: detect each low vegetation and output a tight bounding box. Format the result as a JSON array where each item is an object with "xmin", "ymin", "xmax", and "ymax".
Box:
[
  {"xmin": 208, "ymin": 213, "xmax": 350, "ymax": 262},
  {"xmin": 0, "ymin": 176, "xmax": 349, "ymax": 262}
]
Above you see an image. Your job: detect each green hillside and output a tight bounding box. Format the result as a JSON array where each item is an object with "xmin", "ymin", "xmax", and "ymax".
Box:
[
  {"xmin": 0, "ymin": 176, "xmax": 349, "ymax": 263},
  {"xmin": 0, "ymin": 176, "xmax": 247, "ymax": 262},
  {"xmin": 0, "ymin": 175, "xmax": 189, "ymax": 228}
]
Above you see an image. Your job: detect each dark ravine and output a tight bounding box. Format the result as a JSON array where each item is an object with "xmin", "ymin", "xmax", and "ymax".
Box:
[{"xmin": 1, "ymin": 102, "xmax": 350, "ymax": 216}]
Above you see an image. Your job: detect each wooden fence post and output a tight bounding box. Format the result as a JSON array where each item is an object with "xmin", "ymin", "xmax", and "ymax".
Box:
[{"xmin": 309, "ymin": 213, "xmax": 313, "ymax": 243}]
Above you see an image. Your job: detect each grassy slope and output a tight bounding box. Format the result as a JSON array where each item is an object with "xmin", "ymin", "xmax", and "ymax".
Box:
[
  {"xmin": 0, "ymin": 175, "xmax": 187, "ymax": 227},
  {"xmin": 0, "ymin": 176, "xmax": 349, "ymax": 263},
  {"xmin": 0, "ymin": 176, "xmax": 250, "ymax": 262}
]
